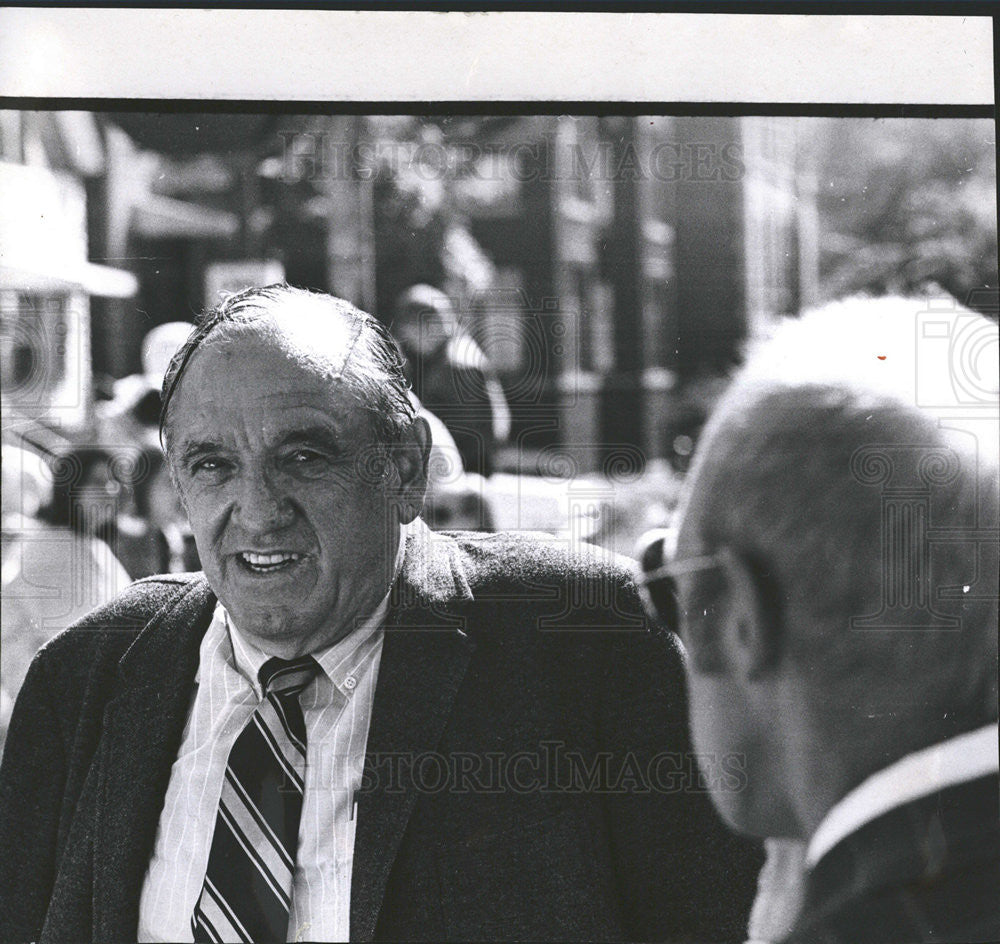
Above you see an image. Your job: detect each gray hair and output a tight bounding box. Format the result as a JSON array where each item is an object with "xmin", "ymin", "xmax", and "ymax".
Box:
[
  {"xmin": 684, "ymin": 295, "xmax": 999, "ymax": 723},
  {"xmin": 159, "ymin": 284, "xmax": 416, "ymax": 450}
]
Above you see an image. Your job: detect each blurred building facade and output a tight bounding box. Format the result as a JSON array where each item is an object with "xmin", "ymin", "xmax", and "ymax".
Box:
[
  {"xmin": 1, "ymin": 111, "xmax": 818, "ymax": 472},
  {"xmin": 448, "ymin": 115, "xmax": 819, "ymax": 471}
]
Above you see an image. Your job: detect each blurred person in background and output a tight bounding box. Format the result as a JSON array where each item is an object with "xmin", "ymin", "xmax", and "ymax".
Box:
[
  {"xmin": 115, "ymin": 445, "xmax": 200, "ymax": 579},
  {"xmin": 1, "ymin": 443, "xmax": 131, "ymax": 744},
  {"xmin": 92, "ymin": 322, "xmax": 202, "ymax": 580},
  {"xmin": 392, "ymin": 283, "xmax": 510, "ymax": 478},
  {"xmin": 35, "ymin": 445, "xmax": 133, "ymax": 557},
  {"xmin": 96, "ymin": 321, "xmax": 194, "ymax": 450},
  {"xmin": 637, "ymin": 296, "xmax": 999, "ymax": 943},
  {"xmin": 416, "ymin": 404, "xmax": 494, "ymax": 532}
]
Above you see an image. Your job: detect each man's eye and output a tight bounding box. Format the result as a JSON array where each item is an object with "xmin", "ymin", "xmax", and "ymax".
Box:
[
  {"xmin": 191, "ymin": 457, "xmax": 227, "ymax": 475},
  {"xmin": 288, "ymin": 449, "xmax": 326, "ymax": 465}
]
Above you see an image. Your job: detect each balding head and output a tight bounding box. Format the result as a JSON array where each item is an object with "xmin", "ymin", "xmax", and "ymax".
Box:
[{"xmin": 161, "ymin": 284, "xmax": 416, "ymax": 453}]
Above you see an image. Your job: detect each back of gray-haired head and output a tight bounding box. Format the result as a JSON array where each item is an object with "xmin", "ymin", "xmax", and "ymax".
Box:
[
  {"xmin": 159, "ymin": 284, "xmax": 416, "ymax": 449},
  {"xmin": 683, "ymin": 295, "xmax": 998, "ymax": 721}
]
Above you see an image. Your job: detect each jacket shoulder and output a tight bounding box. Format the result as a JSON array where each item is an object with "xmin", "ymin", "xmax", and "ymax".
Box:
[
  {"xmin": 35, "ymin": 572, "xmax": 208, "ymax": 668},
  {"xmin": 450, "ymin": 529, "xmax": 638, "ymax": 591},
  {"xmin": 441, "ymin": 530, "xmax": 648, "ymax": 640}
]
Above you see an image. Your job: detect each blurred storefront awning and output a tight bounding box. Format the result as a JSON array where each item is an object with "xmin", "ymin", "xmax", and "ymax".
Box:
[
  {"xmin": 0, "ymin": 160, "xmax": 138, "ymax": 298},
  {"xmin": 132, "ymin": 193, "xmax": 240, "ymax": 240},
  {"xmin": 0, "ymin": 260, "xmax": 138, "ymax": 298}
]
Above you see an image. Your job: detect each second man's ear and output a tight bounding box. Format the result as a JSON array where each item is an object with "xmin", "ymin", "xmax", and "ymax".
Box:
[
  {"xmin": 717, "ymin": 546, "xmax": 782, "ymax": 680},
  {"xmin": 387, "ymin": 415, "xmax": 432, "ymax": 524}
]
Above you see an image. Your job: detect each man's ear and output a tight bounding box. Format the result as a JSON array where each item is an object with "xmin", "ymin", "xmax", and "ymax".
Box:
[
  {"xmin": 717, "ymin": 546, "xmax": 782, "ymax": 680},
  {"xmin": 388, "ymin": 416, "xmax": 431, "ymax": 525}
]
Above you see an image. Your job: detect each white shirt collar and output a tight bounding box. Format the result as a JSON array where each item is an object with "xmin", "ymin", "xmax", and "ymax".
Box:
[
  {"xmin": 806, "ymin": 722, "xmax": 1000, "ymax": 868},
  {"xmin": 225, "ymin": 596, "xmax": 389, "ymax": 700}
]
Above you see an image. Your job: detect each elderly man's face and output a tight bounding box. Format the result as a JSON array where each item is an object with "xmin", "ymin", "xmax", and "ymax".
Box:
[{"xmin": 166, "ymin": 329, "xmax": 413, "ymax": 657}]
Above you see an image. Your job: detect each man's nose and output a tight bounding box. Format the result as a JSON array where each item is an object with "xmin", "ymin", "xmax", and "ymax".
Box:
[{"xmin": 232, "ymin": 470, "xmax": 294, "ymax": 533}]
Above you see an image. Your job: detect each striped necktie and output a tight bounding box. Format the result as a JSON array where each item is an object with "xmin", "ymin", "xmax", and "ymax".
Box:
[{"xmin": 192, "ymin": 655, "xmax": 320, "ymax": 943}]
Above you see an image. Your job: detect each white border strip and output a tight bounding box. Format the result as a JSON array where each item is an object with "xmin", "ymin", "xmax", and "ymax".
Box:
[{"xmin": 0, "ymin": 10, "xmax": 993, "ymax": 104}]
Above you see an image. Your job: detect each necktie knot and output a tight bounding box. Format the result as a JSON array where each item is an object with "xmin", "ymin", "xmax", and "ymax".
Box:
[{"xmin": 259, "ymin": 655, "xmax": 320, "ymax": 695}]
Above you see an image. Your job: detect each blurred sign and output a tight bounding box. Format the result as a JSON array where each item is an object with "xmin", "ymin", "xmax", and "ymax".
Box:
[{"xmin": 204, "ymin": 260, "xmax": 285, "ymax": 308}]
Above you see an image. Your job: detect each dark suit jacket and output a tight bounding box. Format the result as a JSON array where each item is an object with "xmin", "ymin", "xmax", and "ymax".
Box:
[
  {"xmin": 785, "ymin": 773, "xmax": 1000, "ymax": 944},
  {"xmin": 0, "ymin": 525, "xmax": 762, "ymax": 942}
]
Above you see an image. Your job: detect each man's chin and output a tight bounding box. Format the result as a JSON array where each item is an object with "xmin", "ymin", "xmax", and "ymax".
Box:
[
  {"xmin": 225, "ymin": 606, "xmax": 330, "ymax": 658},
  {"xmin": 227, "ymin": 604, "xmax": 297, "ymax": 639}
]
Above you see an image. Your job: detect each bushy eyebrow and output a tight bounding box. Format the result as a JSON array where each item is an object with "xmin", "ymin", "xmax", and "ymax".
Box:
[
  {"xmin": 174, "ymin": 425, "xmax": 351, "ymax": 469},
  {"xmin": 275, "ymin": 425, "xmax": 345, "ymax": 454}
]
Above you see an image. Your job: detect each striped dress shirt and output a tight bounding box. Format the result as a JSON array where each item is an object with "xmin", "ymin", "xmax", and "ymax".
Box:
[{"xmin": 138, "ymin": 600, "xmax": 385, "ymax": 943}]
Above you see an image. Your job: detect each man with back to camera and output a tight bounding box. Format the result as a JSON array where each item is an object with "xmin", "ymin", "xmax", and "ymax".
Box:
[
  {"xmin": 0, "ymin": 283, "xmax": 762, "ymax": 943},
  {"xmin": 637, "ymin": 296, "xmax": 1000, "ymax": 943}
]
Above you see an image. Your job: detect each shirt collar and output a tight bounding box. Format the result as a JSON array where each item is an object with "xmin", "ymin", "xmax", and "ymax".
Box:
[
  {"xmin": 223, "ymin": 594, "xmax": 389, "ymax": 701},
  {"xmin": 806, "ymin": 722, "xmax": 1000, "ymax": 868}
]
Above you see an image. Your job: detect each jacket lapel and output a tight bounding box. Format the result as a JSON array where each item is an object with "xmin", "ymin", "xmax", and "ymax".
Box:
[
  {"xmin": 93, "ymin": 577, "xmax": 216, "ymax": 942},
  {"xmin": 350, "ymin": 524, "xmax": 476, "ymax": 941}
]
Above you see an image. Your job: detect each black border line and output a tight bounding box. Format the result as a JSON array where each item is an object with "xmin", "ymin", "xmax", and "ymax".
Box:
[
  {"xmin": 4, "ymin": 2, "xmax": 998, "ymax": 12},
  {"xmin": 1, "ymin": 99, "xmax": 993, "ymax": 118}
]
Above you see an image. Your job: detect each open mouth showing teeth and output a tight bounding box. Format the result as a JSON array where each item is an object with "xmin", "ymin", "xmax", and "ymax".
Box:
[{"xmin": 239, "ymin": 551, "xmax": 301, "ymax": 573}]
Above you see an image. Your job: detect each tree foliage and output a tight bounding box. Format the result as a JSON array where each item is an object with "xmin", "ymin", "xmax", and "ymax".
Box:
[{"xmin": 815, "ymin": 119, "xmax": 997, "ymax": 316}]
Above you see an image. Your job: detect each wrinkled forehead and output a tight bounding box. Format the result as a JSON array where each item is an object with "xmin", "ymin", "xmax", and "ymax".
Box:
[{"xmin": 162, "ymin": 314, "xmax": 370, "ymax": 448}]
